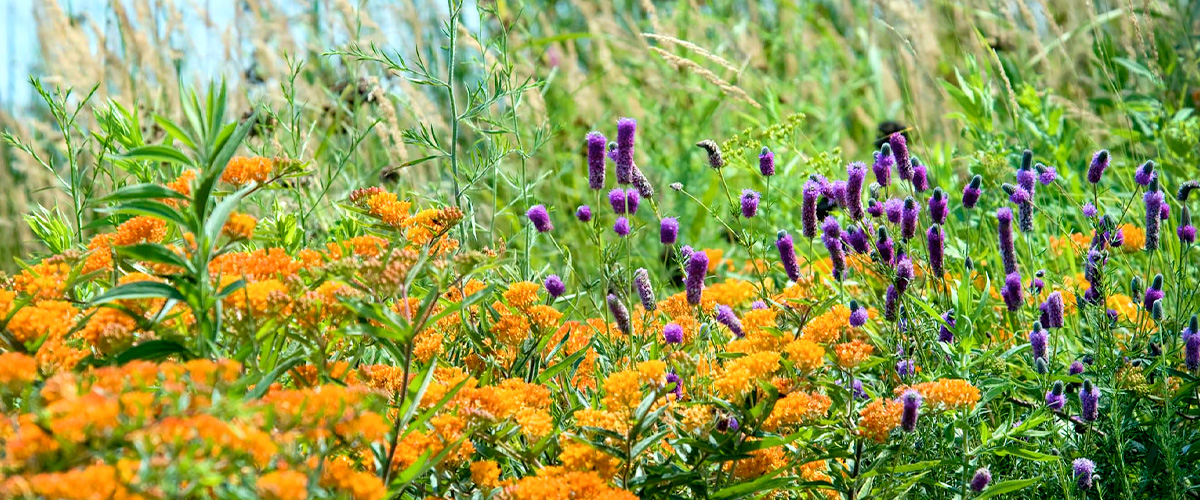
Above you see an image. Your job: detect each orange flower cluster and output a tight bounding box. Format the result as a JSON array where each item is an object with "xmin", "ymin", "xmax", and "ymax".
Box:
[
  {"xmin": 501, "ymin": 468, "xmax": 638, "ymax": 500},
  {"xmin": 223, "ymin": 212, "xmax": 257, "ymax": 240},
  {"xmin": 858, "ymin": 398, "xmax": 903, "ymax": 442},
  {"xmin": 898, "ymin": 379, "xmax": 981, "ymax": 411},
  {"xmin": 834, "ymin": 340, "xmax": 875, "ymax": 368},
  {"xmin": 714, "ymin": 351, "xmax": 781, "ymax": 400},
  {"xmin": 222, "ymin": 156, "xmax": 275, "ymax": 185},
  {"xmin": 763, "ymin": 390, "xmax": 832, "ymax": 431}
]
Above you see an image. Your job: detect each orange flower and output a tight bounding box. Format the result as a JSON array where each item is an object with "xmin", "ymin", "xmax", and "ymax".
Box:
[
  {"xmin": 471, "ymin": 460, "xmax": 503, "ymax": 490},
  {"xmin": 113, "ymin": 215, "xmax": 167, "ymax": 246},
  {"xmin": 13, "ymin": 260, "xmax": 72, "ymax": 300},
  {"xmin": 900, "ymin": 379, "xmax": 981, "ymax": 411},
  {"xmin": 257, "ymin": 470, "xmax": 308, "ymax": 500},
  {"xmin": 0, "ymin": 352, "xmax": 37, "ymax": 391},
  {"xmin": 802, "ymin": 305, "xmax": 854, "ymax": 344},
  {"xmin": 858, "ymin": 398, "xmax": 902, "ymax": 442},
  {"xmin": 714, "ymin": 352, "xmax": 781, "ymax": 400},
  {"xmin": 784, "ymin": 339, "xmax": 825, "ymax": 372},
  {"xmin": 223, "ymin": 212, "xmax": 257, "ymax": 240},
  {"xmin": 365, "ymin": 191, "xmax": 412, "ymax": 228},
  {"xmin": 222, "ymin": 156, "xmax": 274, "ymax": 185},
  {"xmin": 834, "ymin": 340, "xmax": 874, "ymax": 368}
]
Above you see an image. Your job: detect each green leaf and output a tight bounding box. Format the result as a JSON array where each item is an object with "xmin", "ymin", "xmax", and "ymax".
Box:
[
  {"xmin": 993, "ymin": 446, "xmax": 1059, "ymax": 462},
  {"xmin": 119, "ymin": 145, "xmax": 193, "ymax": 166},
  {"xmin": 153, "ymin": 114, "xmax": 197, "ymax": 149},
  {"xmin": 117, "ymin": 243, "xmax": 194, "ymax": 273},
  {"xmin": 202, "ymin": 183, "xmax": 255, "ymax": 247},
  {"xmin": 974, "ymin": 478, "xmax": 1039, "ymax": 500},
  {"xmin": 92, "ymin": 183, "xmax": 188, "ymax": 206},
  {"xmin": 104, "ymin": 200, "xmax": 190, "ymax": 228},
  {"xmin": 537, "ymin": 346, "xmax": 589, "ymax": 384},
  {"xmin": 116, "ymin": 339, "xmax": 195, "ymax": 364},
  {"xmin": 194, "ymin": 111, "xmax": 257, "ymax": 225},
  {"xmin": 248, "ymin": 356, "xmax": 305, "ymax": 399},
  {"xmin": 90, "ymin": 281, "xmax": 186, "ymax": 306}
]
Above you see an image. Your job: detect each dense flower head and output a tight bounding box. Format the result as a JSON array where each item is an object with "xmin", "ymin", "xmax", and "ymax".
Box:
[
  {"xmin": 873, "ymin": 144, "xmax": 895, "ymax": 186},
  {"xmin": 615, "ymin": 118, "xmax": 637, "ymax": 183},
  {"xmin": 586, "ymin": 131, "xmax": 607, "ymax": 189},
  {"xmin": 1073, "ymin": 458, "xmax": 1096, "ymax": 490},
  {"xmin": 575, "ymin": 204, "xmax": 592, "ymax": 222},
  {"xmin": 776, "ymin": 230, "xmax": 801, "ymax": 282},
  {"xmin": 962, "ymin": 174, "xmax": 983, "ymax": 209},
  {"xmin": 613, "ymin": 217, "xmax": 631, "ymax": 236},
  {"xmin": 222, "ymin": 156, "xmax": 274, "ymax": 185},
  {"xmin": 759, "ymin": 146, "xmax": 775, "ymax": 176},
  {"xmin": 890, "ymin": 132, "xmax": 912, "ymax": 181},
  {"xmin": 1087, "ymin": 150, "xmax": 1109, "ymax": 184},
  {"xmin": 740, "ymin": 189, "xmax": 761, "ymax": 218}
]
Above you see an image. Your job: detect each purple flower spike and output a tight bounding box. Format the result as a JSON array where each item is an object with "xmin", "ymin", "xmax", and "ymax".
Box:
[
  {"xmin": 609, "ymin": 188, "xmax": 627, "ymax": 214},
  {"xmin": 1045, "ymin": 381, "xmax": 1066, "ymax": 410},
  {"xmin": 971, "ymin": 468, "xmax": 992, "ymax": 493},
  {"xmin": 829, "ymin": 181, "xmax": 849, "ymax": 208},
  {"xmin": 633, "ymin": 268, "xmax": 657, "ymax": 311},
  {"xmin": 1045, "ymin": 292, "xmax": 1065, "ymax": 328},
  {"xmin": 613, "ymin": 217, "xmax": 631, "ymax": 236},
  {"xmin": 822, "ymin": 216, "xmax": 846, "ymax": 280},
  {"xmin": 715, "ymin": 305, "xmax": 744, "ymax": 338},
  {"xmin": 1161, "ymin": 203, "xmax": 1170, "ymax": 221},
  {"xmin": 615, "ymin": 118, "xmax": 637, "ymax": 184},
  {"xmin": 740, "ymin": 189, "xmax": 761, "ymax": 218},
  {"xmin": 867, "ymin": 200, "xmax": 884, "ymax": 218},
  {"xmin": 1134, "ymin": 160, "xmax": 1156, "ymax": 186},
  {"xmin": 896, "ymin": 359, "xmax": 915, "ymax": 378},
  {"xmin": 1087, "ymin": 150, "xmax": 1109, "ymax": 184},
  {"xmin": 1029, "ymin": 324, "xmax": 1048, "ymax": 360},
  {"xmin": 873, "ymin": 144, "xmax": 894, "ymax": 187},
  {"xmin": 885, "ymin": 198, "xmax": 904, "ymax": 224},
  {"xmin": 884, "ymin": 284, "xmax": 900, "ymax": 322},
  {"xmin": 1186, "ymin": 334, "xmax": 1200, "ymax": 370},
  {"xmin": 876, "ymin": 227, "xmax": 895, "ymax": 264},
  {"xmin": 1180, "ymin": 206, "xmax": 1196, "ymax": 243},
  {"xmin": 844, "ymin": 225, "xmax": 870, "ymax": 254},
  {"xmin": 927, "ymin": 225, "xmax": 945, "ymax": 277},
  {"xmin": 997, "ymin": 208, "xmax": 1017, "ymax": 275},
  {"xmin": 849, "ymin": 301, "xmax": 868, "ymax": 327},
  {"xmin": 625, "ymin": 188, "xmax": 641, "ymax": 215},
  {"xmin": 663, "ymin": 323, "xmax": 684, "ymax": 344},
  {"xmin": 900, "ymin": 390, "xmax": 921, "ymax": 432},
  {"xmin": 1002, "ymin": 272, "xmax": 1024, "ymax": 312},
  {"xmin": 1070, "ymin": 360, "xmax": 1085, "ymax": 375},
  {"xmin": 1007, "ymin": 184, "xmax": 1031, "ymax": 204},
  {"xmin": 847, "ymin": 162, "xmax": 867, "ymax": 220},
  {"xmin": 607, "ymin": 294, "xmax": 631, "ymax": 335},
  {"xmin": 900, "ymin": 197, "xmax": 920, "ymax": 239},
  {"xmin": 759, "ymin": 146, "xmax": 775, "ymax": 176},
  {"xmin": 1143, "ymin": 274, "xmax": 1164, "ymax": 311},
  {"xmin": 1082, "ymin": 202, "xmax": 1097, "ymax": 218},
  {"xmin": 656, "ymin": 218, "xmax": 679, "ymax": 246},
  {"xmin": 544, "ymin": 275, "xmax": 566, "ymax": 298},
  {"xmin": 962, "ymin": 175, "xmax": 982, "ymax": 209},
  {"xmin": 802, "ymin": 181, "xmax": 821, "ymax": 238},
  {"xmin": 928, "ymin": 188, "xmax": 948, "ymax": 225},
  {"xmin": 776, "ymin": 231, "xmax": 801, "ymax": 282},
  {"xmin": 1073, "ymin": 458, "xmax": 1095, "ymax": 490},
  {"xmin": 1037, "ymin": 163, "xmax": 1057, "ymax": 185},
  {"xmin": 938, "ymin": 310, "xmax": 956, "ymax": 343},
  {"xmin": 1017, "ymin": 167, "xmax": 1036, "ymax": 195},
  {"xmin": 1145, "ymin": 188, "xmax": 1165, "ymax": 251},
  {"xmin": 586, "ymin": 131, "xmax": 607, "ymax": 190},
  {"xmin": 527, "ymin": 205, "xmax": 553, "ymax": 233},
  {"xmin": 685, "ymin": 250, "xmax": 708, "ymax": 305},
  {"xmin": 890, "ymin": 132, "xmax": 912, "ymax": 181},
  {"xmin": 1079, "ymin": 380, "xmax": 1099, "ymax": 421},
  {"xmin": 576, "ymin": 205, "xmax": 593, "ymax": 222},
  {"xmin": 911, "ymin": 160, "xmax": 929, "ymax": 192}
]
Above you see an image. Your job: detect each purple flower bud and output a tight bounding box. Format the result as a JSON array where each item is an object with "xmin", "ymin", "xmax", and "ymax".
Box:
[
  {"xmin": 1186, "ymin": 334, "xmax": 1200, "ymax": 370},
  {"xmin": 625, "ymin": 188, "xmax": 641, "ymax": 215},
  {"xmin": 884, "ymin": 284, "xmax": 900, "ymax": 322},
  {"xmin": 776, "ymin": 231, "xmax": 801, "ymax": 282},
  {"xmin": 716, "ymin": 305, "xmax": 744, "ymax": 338},
  {"xmin": 696, "ymin": 140, "xmax": 724, "ymax": 169},
  {"xmin": 607, "ymin": 294, "xmax": 631, "ymax": 335},
  {"xmin": 1036, "ymin": 163, "xmax": 1057, "ymax": 185},
  {"xmin": 665, "ymin": 371, "xmax": 683, "ymax": 399},
  {"xmin": 911, "ymin": 160, "xmax": 929, "ymax": 192},
  {"xmin": 544, "ymin": 275, "xmax": 566, "ymax": 298},
  {"xmin": 759, "ymin": 146, "xmax": 775, "ymax": 176},
  {"xmin": 844, "ymin": 225, "xmax": 870, "ymax": 254},
  {"xmin": 1046, "ymin": 381, "xmax": 1066, "ymax": 410},
  {"xmin": 633, "ymin": 268, "xmax": 657, "ymax": 311},
  {"xmin": 849, "ymin": 301, "xmax": 868, "ymax": 327},
  {"xmin": 1045, "ymin": 292, "xmax": 1065, "ymax": 328},
  {"xmin": 927, "ymin": 225, "xmax": 945, "ymax": 277},
  {"xmin": 962, "ymin": 175, "xmax": 982, "ymax": 209},
  {"xmin": 751, "ymin": 301, "xmax": 767, "ymax": 310},
  {"xmin": 847, "ymin": 162, "xmax": 867, "ymax": 220},
  {"xmin": 895, "ymin": 256, "xmax": 914, "ymax": 294},
  {"xmin": 1082, "ymin": 202, "xmax": 1098, "ymax": 218},
  {"xmin": 874, "ymin": 144, "xmax": 894, "ymax": 187},
  {"xmin": 576, "ymin": 205, "xmax": 593, "ymax": 222},
  {"xmin": 1079, "ymin": 380, "xmax": 1099, "ymax": 421},
  {"xmin": 587, "ymin": 131, "xmax": 607, "ymax": 190},
  {"xmin": 885, "ymin": 198, "xmax": 904, "ymax": 224},
  {"xmin": 1029, "ymin": 324, "xmax": 1048, "ymax": 360},
  {"xmin": 928, "ymin": 188, "xmax": 948, "ymax": 225},
  {"xmin": 1178, "ymin": 180, "xmax": 1200, "ymax": 202},
  {"xmin": 822, "ymin": 217, "xmax": 847, "ymax": 281},
  {"xmin": 663, "ymin": 323, "xmax": 684, "ymax": 344},
  {"xmin": 829, "ymin": 181, "xmax": 849, "ymax": 208},
  {"xmin": 740, "ymin": 189, "xmax": 761, "ymax": 218},
  {"xmin": 938, "ymin": 310, "xmax": 956, "ymax": 343},
  {"xmin": 1070, "ymin": 360, "xmax": 1085, "ymax": 375},
  {"xmin": 1073, "ymin": 458, "xmax": 1095, "ymax": 490},
  {"xmin": 1180, "ymin": 224, "xmax": 1197, "ymax": 244},
  {"xmin": 802, "ymin": 181, "xmax": 821, "ymax": 238},
  {"xmin": 1134, "ymin": 160, "xmax": 1156, "ymax": 186},
  {"xmin": 685, "ymin": 250, "xmax": 708, "ymax": 305},
  {"xmin": 613, "ymin": 217, "xmax": 631, "ymax": 237},
  {"xmin": 867, "ymin": 200, "xmax": 884, "ymax": 218},
  {"xmin": 1016, "ymin": 167, "xmax": 1037, "ymax": 194},
  {"xmin": 1145, "ymin": 188, "xmax": 1165, "ymax": 251},
  {"xmin": 1007, "ymin": 184, "xmax": 1031, "ymax": 204},
  {"xmin": 1143, "ymin": 274, "xmax": 1164, "ymax": 311},
  {"xmin": 900, "ymin": 390, "xmax": 921, "ymax": 432},
  {"xmin": 527, "ymin": 205, "xmax": 553, "ymax": 233},
  {"xmin": 1002, "ymin": 272, "xmax": 1024, "ymax": 312},
  {"xmin": 896, "ymin": 359, "xmax": 915, "ymax": 379},
  {"xmin": 631, "ymin": 166, "xmax": 655, "ymax": 199},
  {"xmin": 609, "ymin": 188, "xmax": 627, "ymax": 214},
  {"xmin": 876, "ymin": 227, "xmax": 895, "ymax": 265},
  {"xmin": 615, "ymin": 118, "xmax": 637, "ymax": 184},
  {"xmin": 660, "ymin": 217, "xmax": 679, "ymax": 244},
  {"xmin": 890, "ymin": 133, "xmax": 912, "ymax": 181},
  {"xmin": 997, "ymin": 208, "xmax": 1017, "ymax": 275},
  {"xmin": 971, "ymin": 468, "xmax": 992, "ymax": 493},
  {"xmin": 1087, "ymin": 150, "xmax": 1109, "ymax": 184},
  {"xmin": 900, "ymin": 197, "xmax": 920, "ymax": 239}
]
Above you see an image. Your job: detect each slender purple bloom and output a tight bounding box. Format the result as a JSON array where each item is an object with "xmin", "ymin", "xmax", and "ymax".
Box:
[
  {"xmin": 1036, "ymin": 163, "xmax": 1057, "ymax": 185},
  {"xmin": 1073, "ymin": 458, "xmax": 1095, "ymax": 490},
  {"xmin": 544, "ymin": 275, "xmax": 565, "ymax": 298},
  {"xmin": 613, "ymin": 217, "xmax": 631, "ymax": 236},
  {"xmin": 997, "ymin": 208, "xmax": 1017, "ymax": 275},
  {"xmin": 776, "ymin": 231, "xmax": 801, "ymax": 282},
  {"xmin": 1045, "ymin": 381, "xmax": 1066, "ymax": 410},
  {"xmin": 631, "ymin": 166, "xmax": 655, "ymax": 199},
  {"xmin": 1045, "ymin": 291, "xmax": 1065, "ymax": 328},
  {"xmin": 938, "ymin": 310, "xmax": 956, "ymax": 343},
  {"xmin": 663, "ymin": 323, "xmax": 684, "ymax": 344},
  {"xmin": 900, "ymin": 197, "xmax": 920, "ymax": 239},
  {"xmin": 625, "ymin": 188, "xmax": 641, "ymax": 214},
  {"xmin": 885, "ymin": 198, "xmax": 904, "ymax": 224},
  {"xmin": 1134, "ymin": 160, "xmax": 1156, "ymax": 186},
  {"xmin": 660, "ymin": 217, "xmax": 679, "ymax": 244},
  {"xmin": 895, "ymin": 256, "xmax": 914, "ymax": 294},
  {"xmin": 911, "ymin": 160, "xmax": 929, "ymax": 192},
  {"xmin": 1087, "ymin": 150, "xmax": 1109, "ymax": 184},
  {"xmin": 609, "ymin": 188, "xmax": 627, "ymax": 214},
  {"xmin": 1186, "ymin": 334, "xmax": 1200, "ymax": 370},
  {"xmin": 875, "ymin": 227, "xmax": 895, "ymax": 264},
  {"xmin": 1180, "ymin": 206, "xmax": 1196, "ymax": 243},
  {"xmin": 1029, "ymin": 323, "xmax": 1048, "ymax": 360},
  {"xmin": 971, "ymin": 468, "xmax": 992, "ymax": 493},
  {"xmin": 1082, "ymin": 202, "xmax": 1097, "ymax": 218},
  {"xmin": 1002, "ymin": 272, "xmax": 1024, "ymax": 312},
  {"xmin": 822, "ymin": 217, "xmax": 846, "ymax": 280},
  {"xmin": 884, "ymin": 284, "xmax": 900, "ymax": 322},
  {"xmin": 1161, "ymin": 203, "xmax": 1170, "ymax": 221},
  {"xmin": 607, "ymin": 294, "xmax": 631, "ymax": 335},
  {"xmin": 900, "ymin": 390, "xmax": 921, "ymax": 432},
  {"xmin": 890, "ymin": 132, "xmax": 912, "ymax": 181},
  {"xmin": 633, "ymin": 268, "xmax": 657, "ymax": 311},
  {"xmin": 716, "ymin": 305, "xmax": 744, "ymax": 337},
  {"xmin": 1017, "ymin": 166, "xmax": 1036, "ymax": 195},
  {"xmin": 740, "ymin": 189, "xmax": 761, "ymax": 218},
  {"xmin": 685, "ymin": 250, "xmax": 708, "ymax": 305},
  {"xmin": 1143, "ymin": 274, "xmax": 1164, "ymax": 311},
  {"xmin": 847, "ymin": 162, "xmax": 867, "ymax": 219},
  {"xmin": 1079, "ymin": 380, "xmax": 1099, "ymax": 421},
  {"xmin": 927, "ymin": 225, "xmax": 945, "ymax": 277},
  {"xmin": 615, "ymin": 118, "xmax": 636, "ymax": 184},
  {"xmin": 844, "ymin": 225, "xmax": 870, "ymax": 254},
  {"xmin": 873, "ymin": 144, "xmax": 894, "ymax": 187},
  {"xmin": 829, "ymin": 181, "xmax": 849, "ymax": 208},
  {"xmin": 896, "ymin": 359, "xmax": 915, "ymax": 379},
  {"xmin": 867, "ymin": 200, "xmax": 884, "ymax": 218},
  {"xmin": 962, "ymin": 175, "xmax": 982, "ymax": 209},
  {"xmin": 696, "ymin": 140, "xmax": 723, "ymax": 169},
  {"xmin": 1145, "ymin": 187, "xmax": 1164, "ymax": 251},
  {"xmin": 1070, "ymin": 361, "xmax": 1085, "ymax": 375},
  {"xmin": 849, "ymin": 301, "xmax": 868, "ymax": 327},
  {"xmin": 1006, "ymin": 184, "xmax": 1031, "ymax": 204},
  {"xmin": 527, "ymin": 205, "xmax": 553, "ymax": 233},
  {"xmin": 586, "ymin": 131, "xmax": 607, "ymax": 190},
  {"xmin": 576, "ymin": 205, "xmax": 593, "ymax": 222},
  {"xmin": 928, "ymin": 188, "xmax": 948, "ymax": 225},
  {"xmin": 802, "ymin": 181, "xmax": 821, "ymax": 238},
  {"xmin": 751, "ymin": 301, "xmax": 767, "ymax": 310},
  {"xmin": 759, "ymin": 146, "xmax": 775, "ymax": 176}
]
